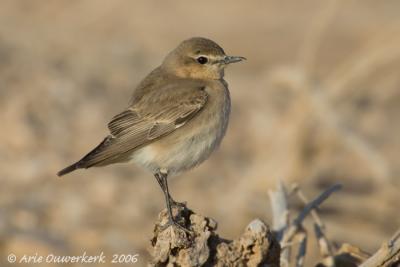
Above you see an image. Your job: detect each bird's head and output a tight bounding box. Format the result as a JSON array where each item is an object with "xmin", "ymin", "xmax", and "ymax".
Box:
[{"xmin": 162, "ymin": 37, "xmax": 245, "ymax": 80}]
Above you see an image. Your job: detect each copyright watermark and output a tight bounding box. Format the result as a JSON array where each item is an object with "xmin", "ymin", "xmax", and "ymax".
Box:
[
  {"xmin": 8, "ymin": 253, "xmax": 17, "ymax": 263},
  {"xmin": 6, "ymin": 252, "xmax": 139, "ymax": 264}
]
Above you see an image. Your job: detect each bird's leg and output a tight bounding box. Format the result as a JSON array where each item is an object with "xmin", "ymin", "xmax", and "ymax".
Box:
[
  {"xmin": 154, "ymin": 171, "xmax": 189, "ymax": 232},
  {"xmin": 154, "ymin": 172, "xmax": 185, "ymax": 207},
  {"xmin": 170, "ymin": 198, "xmax": 187, "ymax": 208}
]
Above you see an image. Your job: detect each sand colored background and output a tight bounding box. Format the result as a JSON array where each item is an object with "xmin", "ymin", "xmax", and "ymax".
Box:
[{"xmin": 1, "ymin": 1, "xmax": 400, "ymax": 266}]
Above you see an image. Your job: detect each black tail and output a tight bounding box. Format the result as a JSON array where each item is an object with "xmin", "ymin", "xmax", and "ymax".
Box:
[{"xmin": 57, "ymin": 163, "xmax": 79, "ymax": 177}]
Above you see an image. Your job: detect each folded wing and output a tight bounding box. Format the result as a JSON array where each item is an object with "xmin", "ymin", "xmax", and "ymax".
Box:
[{"xmin": 75, "ymin": 82, "xmax": 208, "ymax": 168}]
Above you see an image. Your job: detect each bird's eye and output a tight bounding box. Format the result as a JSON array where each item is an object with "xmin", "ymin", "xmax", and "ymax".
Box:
[{"xmin": 196, "ymin": 56, "xmax": 208, "ymax": 64}]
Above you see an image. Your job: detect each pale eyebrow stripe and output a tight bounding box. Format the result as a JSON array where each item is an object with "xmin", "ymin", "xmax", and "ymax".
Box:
[{"xmin": 193, "ymin": 54, "xmax": 224, "ymax": 64}]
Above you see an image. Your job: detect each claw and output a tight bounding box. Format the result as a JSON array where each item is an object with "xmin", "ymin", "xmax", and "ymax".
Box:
[{"xmin": 160, "ymin": 217, "xmax": 192, "ymax": 234}]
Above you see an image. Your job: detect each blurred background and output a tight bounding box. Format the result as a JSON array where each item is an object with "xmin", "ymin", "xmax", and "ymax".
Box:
[{"xmin": 1, "ymin": 0, "xmax": 400, "ymax": 266}]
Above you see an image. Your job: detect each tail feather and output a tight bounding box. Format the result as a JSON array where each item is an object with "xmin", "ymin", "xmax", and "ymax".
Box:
[
  {"xmin": 57, "ymin": 163, "xmax": 79, "ymax": 177},
  {"xmin": 57, "ymin": 136, "xmax": 113, "ymax": 177}
]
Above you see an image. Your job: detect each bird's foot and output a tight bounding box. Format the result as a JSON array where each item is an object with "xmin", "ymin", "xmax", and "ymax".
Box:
[{"xmin": 160, "ymin": 217, "xmax": 192, "ymax": 234}]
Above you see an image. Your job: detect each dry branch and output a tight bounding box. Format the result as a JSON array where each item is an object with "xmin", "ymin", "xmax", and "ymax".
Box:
[
  {"xmin": 269, "ymin": 181, "xmax": 290, "ymax": 267},
  {"xmin": 268, "ymin": 182, "xmax": 342, "ymax": 267},
  {"xmin": 295, "ymin": 228, "xmax": 307, "ymax": 267},
  {"xmin": 281, "ymin": 184, "xmax": 342, "ymax": 247},
  {"xmin": 292, "ymin": 184, "xmax": 335, "ymax": 266},
  {"xmin": 360, "ymin": 230, "xmax": 400, "ymax": 267},
  {"xmin": 148, "ymin": 182, "xmax": 399, "ymax": 267}
]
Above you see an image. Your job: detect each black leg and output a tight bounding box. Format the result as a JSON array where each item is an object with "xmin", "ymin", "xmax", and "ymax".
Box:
[
  {"xmin": 154, "ymin": 172, "xmax": 166, "ymax": 191},
  {"xmin": 158, "ymin": 172, "xmax": 175, "ymax": 223},
  {"xmin": 154, "ymin": 172, "xmax": 185, "ymax": 207},
  {"xmin": 154, "ymin": 171, "xmax": 189, "ymax": 232}
]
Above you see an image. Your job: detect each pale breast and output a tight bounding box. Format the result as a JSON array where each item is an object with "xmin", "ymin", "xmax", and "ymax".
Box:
[{"xmin": 131, "ymin": 80, "xmax": 231, "ymax": 175}]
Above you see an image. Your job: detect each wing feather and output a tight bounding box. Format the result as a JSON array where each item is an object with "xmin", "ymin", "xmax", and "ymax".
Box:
[{"xmin": 78, "ymin": 82, "xmax": 208, "ymax": 167}]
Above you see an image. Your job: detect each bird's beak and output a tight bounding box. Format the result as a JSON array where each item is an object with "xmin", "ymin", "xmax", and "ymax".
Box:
[{"xmin": 223, "ymin": 55, "xmax": 246, "ymax": 64}]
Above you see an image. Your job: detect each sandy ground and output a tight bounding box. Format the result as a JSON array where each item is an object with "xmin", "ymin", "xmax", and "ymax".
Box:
[{"xmin": 1, "ymin": 1, "xmax": 400, "ymax": 266}]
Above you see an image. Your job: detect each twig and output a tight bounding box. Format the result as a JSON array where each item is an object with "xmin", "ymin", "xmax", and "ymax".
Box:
[
  {"xmin": 281, "ymin": 184, "xmax": 342, "ymax": 246},
  {"xmin": 268, "ymin": 180, "xmax": 290, "ymax": 267},
  {"xmin": 295, "ymin": 228, "xmax": 307, "ymax": 267},
  {"xmin": 314, "ymin": 224, "xmax": 335, "ymax": 267},
  {"xmin": 360, "ymin": 229, "xmax": 400, "ymax": 267},
  {"xmin": 292, "ymin": 184, "xmax": 325, "ymax": 230},
  {"xmin": 294, "ymin": 184, "xmax": 341, "ymax": 228},
  {"xmin": 292, "ymin": 184, "xmax": 335, "ymax": 264},
  {"xmin": 268, "ymin": 180, "xmax": 289, "ymax": 241}
]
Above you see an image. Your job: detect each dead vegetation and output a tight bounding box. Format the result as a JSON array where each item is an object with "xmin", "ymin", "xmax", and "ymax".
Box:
[
  {"xmin": 149, "ymin": 182, "xmax": 399, "ymax": 266},
  {"xmin": 149, "ymin": 206, "xmax": 280, "ymax": 266}
]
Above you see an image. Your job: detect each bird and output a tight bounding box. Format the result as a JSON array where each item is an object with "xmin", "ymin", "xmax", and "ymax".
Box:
[{"xmin": 58, "ymin": 37, "xmax": 245, "ymax": 231}]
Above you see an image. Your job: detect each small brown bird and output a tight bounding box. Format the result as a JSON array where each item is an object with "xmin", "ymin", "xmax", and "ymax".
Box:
[{"xmin": 58, "ymin": 37, "xmax": 245, "ymax": 230}]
